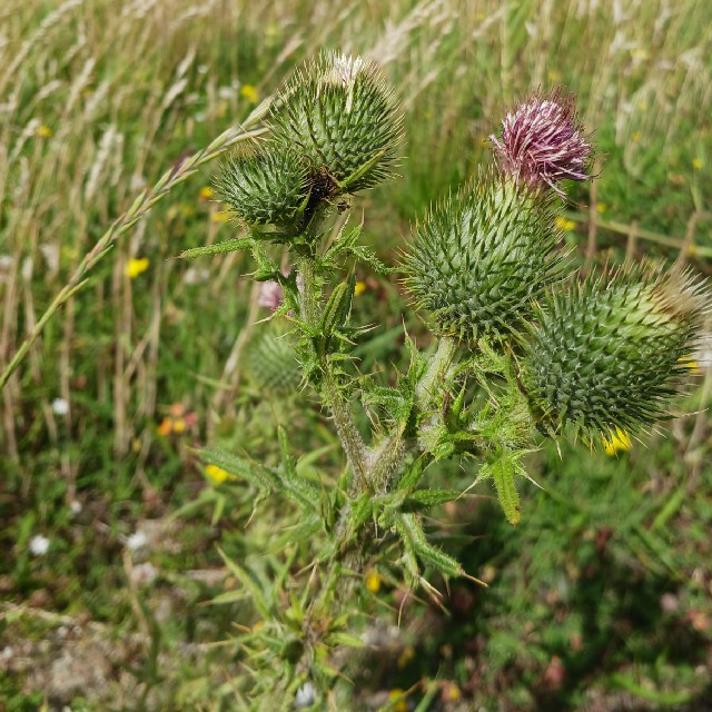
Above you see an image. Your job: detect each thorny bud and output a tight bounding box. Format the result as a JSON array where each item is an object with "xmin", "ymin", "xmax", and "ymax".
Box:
[
  {"xmin": 270, "ymin": 51, "xmax": 404, "ymax": 195},
  {"xmin": 402, "ymin": 172, "xmax": 565, "ymax": 343},
  {"xmin": 215, "ymin": 140, "xmax": 309, "ymax": 228},
  {"xmin": 245, "ymin": 330, "xmax": 302, "ymax": 395},
  {"xmin": 523, "ymin": 266, "xmax": 710, "ymax": 439}
]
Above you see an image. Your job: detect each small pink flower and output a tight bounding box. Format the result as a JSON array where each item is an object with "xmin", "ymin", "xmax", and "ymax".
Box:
[
  {"xmin": 490, "ymin": 91, "xmax": 591, "ymax": 196},
  {"xmin": 258, "ymin": 280, "xmax": 284, "ymax": 311}
]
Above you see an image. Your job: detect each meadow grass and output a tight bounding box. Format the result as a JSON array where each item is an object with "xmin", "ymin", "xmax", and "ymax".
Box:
[{"xmin": 1, "ymin": 1, "xmax": 711, "ymax": 709}]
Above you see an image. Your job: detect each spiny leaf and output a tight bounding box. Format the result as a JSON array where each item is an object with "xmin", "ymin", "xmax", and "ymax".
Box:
[
  {"xmin": 395, "ymin": 513, "xmax": 465, "ymax": 580},
  {"xmin": 198, "ymin": 447, "xmax": 277, "ymax": 491},
  {"xmin": 395, "ymin": 456, "xmax": 427, "ymax": 494},
  {"xmin": 404, "ymin": 488, "xmax": 462, "ymax": 508},
  {"xmin": 491, "ymin": 455, "xmax": 521, "ymax": 525},
  {"xmin": 321, "ymin": 275, "xmax": 355, "ymax": 338},
  {"xmin": 326, "ymin": 632, "xmax": 364, "ymax": 649},
  {"xmin": 276, "ymin": 427, "xmax": 321, "ymax": 509},
  {"xmin": 217, "ymin": 547, "xmax": 271, "ymax": 620}
]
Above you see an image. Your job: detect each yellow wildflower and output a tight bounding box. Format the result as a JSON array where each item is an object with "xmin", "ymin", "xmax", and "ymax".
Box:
[
  {"xmin": 554, "ymin": 216, "xmax": 576, "ymax": 232},
  {"xmin": 36, "ymin": 125, "xmax": 53, "ymax": 138},
  {"xmin": 692, "ymin": 158, "xmax": 703, "ymax": 170},
  {"xmin": 442, "ymin": 682, "xmax": 462, "ymax": 701},
  {"xmin": 172, "ymin": 417, "xmax": 186, "ymax": 434},
  {"xmin": 204, "ymin": 464, "xmax": 232, "ymax": 486},
  {"xmin": 679, "ymin": 355, "xmax": 701, "ymax": 374},
  {"xmin": 240, "ymin": 84, "xmax": 259, "ymax": 104},
  {"xmin": 199, "ymin": 186, "xmax": 215, "ymax": 200},
  {"xmin": 211, "ymin": 209, "xmax": 231, "ymax": 223},
  {"xmin": 354, "ymin": 281, "xmax": 367, "ymax": 296},
  {"xmin": 601, "ymin": 427, "xmax": 632, "ymax": 456},
  {"xmin": 365, "ymin": 569, "xmax": 381, "ymax": 593},
  {"xmin": 595, "ymin": 202, "xmax": 607, "ymax": 214},
  {"xmin": 125, "ymin": 257, "xmax": 150, "ymax": 278},
  {"xmin": 388, "ymin": 689, "xmax": 408, "ymax": 712}
]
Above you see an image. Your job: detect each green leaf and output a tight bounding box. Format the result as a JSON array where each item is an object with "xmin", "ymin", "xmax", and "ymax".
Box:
[
  {"xmin": 326, "ymin": 632, "xmax": 364, "ymax": 648},
  {"xmin": 320, "ymin": 275, "xmax": 355, "ymax": 338},
  {"xmin": 345, "ymin": 243, "xmax": 392, "ymax": 275},
  {"xmin": 404, "ymin": 488, "xmax": 461, "ymax": 508},
  {"xmin": 491, "ymin": 455, "xmax": 521, "ymax": 525},
  {"xmin": 217, "ymin": 547, "xmax": 271, "ymax": 620},
  {"xmin": 176, "ymin": 237, "xmax": 252, "ymax": 259},
  {"xmin": 276, "ymin": 427, "xmax": 321, "ymax": 509},
  {"xmin": 394, "ymin": 513, "xmax": 465, "ymax": 580},
  {"xmin": 198, "ymin": 447, "xmax": 277, "ymax": 491},
  {"xmin": 395, "ymin": 456, "xmax": 426, "ymax": 494},
  {"xmin": 209, "ymin": 589, "xmax": 251, "ymax": 606}
]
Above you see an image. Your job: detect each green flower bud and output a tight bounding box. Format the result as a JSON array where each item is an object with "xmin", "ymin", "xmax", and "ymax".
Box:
[
  {"xmin": 245, "ymin": 331, "xmax": 302, "ymax": 395},
  {"xmin": 215, "ymin": 141, "xmax": 309, "ymax": 227},
  {"xmin": 402, "ymin": 172, "xmax": 564, "ymax": 343},
  {"xmin": 523, "ymin": 267, "xmax": 709, "ymax": 437},
  {"xmin": 270, "ymin": 51, "xmax": 403, "ymax": 194}
]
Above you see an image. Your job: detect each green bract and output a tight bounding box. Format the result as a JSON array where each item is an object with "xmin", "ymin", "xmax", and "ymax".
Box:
[
  {"xmin": 215, "ymin": 141, "xmax": 309, "ymax": 227},
  {"xmin": 402, "ymin": 173, "xmax": 564, "ymax": 342},
  {"xmin": 245, "ymin": 331, "xmax": 302, "ymax": 395},
  {"xmin": 523, "ymin": 267, "xmax": 708, "ymax": 436},
  {"xmin": 270, "ymin": 51, "xmax": 403, "ymax": 194}
]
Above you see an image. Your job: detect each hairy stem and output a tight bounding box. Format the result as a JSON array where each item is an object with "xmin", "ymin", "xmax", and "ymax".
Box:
[{"xmin": 296, "ymin": 255, "xmax": 369, "ymax": 489}]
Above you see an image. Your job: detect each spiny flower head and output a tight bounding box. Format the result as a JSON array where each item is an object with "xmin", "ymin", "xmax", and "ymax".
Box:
[
  {"xmin": 215, "ymin": 140, "xmax": 309, "ymax": 228},
  {"xmin": 245, "ymin": 330, "xmax": 302, "ymax": 395},
  {"xmin": 270, "ymin": 51, "xmax": 403, "ymax": 195},
  {"xmin": 490, "ymin": 91, "xmax": 591, "ymax": 196},
  {"xmin": 523, "ymin": 266, "xmax": 710, "ymax": 438},
  {"xmin": 402, "ymin": 171, "xmax": 565, "ymax": 343}
]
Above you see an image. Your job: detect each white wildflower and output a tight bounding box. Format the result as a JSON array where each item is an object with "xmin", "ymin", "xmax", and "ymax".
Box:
[
  {"xmin": 295, "ymin": 681, "xmax": 315, "ymax": 708},
  {"xmin": 29, "ymin": 534, "xmax": 50, "ymax": 556},
  {"xmin": 126, "ymin": 530, "xmax": 148, "ymax": 551},
  {"xmin": 51, "ymin": 398, "xmax": 69, "ymax": 416}
]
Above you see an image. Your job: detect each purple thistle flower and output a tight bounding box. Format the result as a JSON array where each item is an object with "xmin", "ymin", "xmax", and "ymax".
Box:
[
  {"xmin": 490, "ymin": 91, "xmax": 591, "ymax": 196},
  {"xmin": 258, "ymin": 280, "xmax": 284, "ymax": 311}
]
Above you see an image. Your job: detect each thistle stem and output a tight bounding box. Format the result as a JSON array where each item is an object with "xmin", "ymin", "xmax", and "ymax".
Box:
[
  {"xmin": 297, "ymin": 255, "xmax": 369, "ymax": 489},
  {"xmin": 415, "ymin": 336, "xmax": 458, "ymax": 411}
]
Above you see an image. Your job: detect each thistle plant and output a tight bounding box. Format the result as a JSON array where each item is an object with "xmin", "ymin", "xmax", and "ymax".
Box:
[{"xmin": 181, "ymin": 61, "xmax": 709, "ymax": 708}]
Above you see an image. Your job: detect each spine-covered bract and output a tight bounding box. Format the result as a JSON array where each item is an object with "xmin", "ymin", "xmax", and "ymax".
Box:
[
  {"xmin": 215, "ymin": 141, "xmax": 309, "ymax": 228},
  {"xmin": 523, "ymin": 267, "xmax": 709, "ymax": 438},
  {"xmin": 402, "ymin": 174, "xmax": 563, "ymax": 343},
  {"xmin": 270, "ymin": 51, "xmax": 403, "ymax": 195}
]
